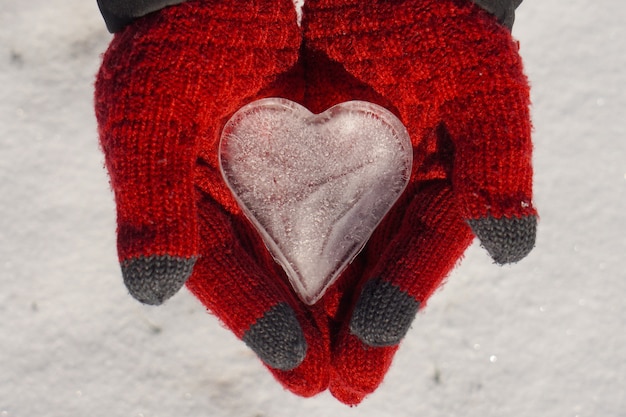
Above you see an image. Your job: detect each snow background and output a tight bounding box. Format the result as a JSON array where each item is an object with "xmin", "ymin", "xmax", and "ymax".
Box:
[{"xmin": 1, "ymin": 0, "xmax": 624, "ymax": 415}]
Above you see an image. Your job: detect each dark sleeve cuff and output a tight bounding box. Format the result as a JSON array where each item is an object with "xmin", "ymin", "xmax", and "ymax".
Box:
[
  {"xmin": 97, "ymin": 0, "xmax": 187, "ymax": 33},
  {"xmin": 471, "ymin": 0, "xmax": 524, "ymax": 30}
]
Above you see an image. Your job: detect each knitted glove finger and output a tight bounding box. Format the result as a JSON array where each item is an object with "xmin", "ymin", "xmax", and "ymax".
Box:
[
  {"xmin": 439, "ymin": 10, "xmax": 538, "ymax": 263},
  {"xmin": 95, "ymin": 0, "xmax": 302, "ymax": 305},
  {"xmin": 329, "ymin": 335, "xmax": 399, "ymax": 406},
  {"xmin": 329, "ymin": 182, "xmax": 473, "ymax": 405},
  {"xmin": 186, "ymin": 193, "xmax": 330, "ymax": 396},
  {"xmin": 351, "ymin": 182, "xmax": 474, "ymax": 345},
  {"xmin": 95, "ymin": 16, "xmax": 204, "ymax": 305}
]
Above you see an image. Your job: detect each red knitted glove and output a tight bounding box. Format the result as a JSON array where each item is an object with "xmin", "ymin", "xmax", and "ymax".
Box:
[
  {"xmin": 95, "ymin": 0, "xmax": 535, "ymax": 404},
  {"xmin": 95, "ymin": 0, "xmax": 329, "ymax": 397},
  {"xmin": 302, "ymin": 0, "xmax": 536, "ymax": 404}
]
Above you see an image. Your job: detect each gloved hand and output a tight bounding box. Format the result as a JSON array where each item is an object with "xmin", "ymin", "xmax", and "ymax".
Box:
[
  {"xmin": 95, "ymin": 0, "xmax": 330, "ymax": 397},
  {"xmin": 95, "ymin": 0, "xmax": 535, "ymax": 405},
  {"xmin": 301, "ymin": 0, "xmax": 536, "ymax": 404}
]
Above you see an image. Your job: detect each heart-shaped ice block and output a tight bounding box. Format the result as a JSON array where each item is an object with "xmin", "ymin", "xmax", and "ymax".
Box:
[{"xmin": 219, "ymin": 98, "xmax": 412, "ymax": 305}]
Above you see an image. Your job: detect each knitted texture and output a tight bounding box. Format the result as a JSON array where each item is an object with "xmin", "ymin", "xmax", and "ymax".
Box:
[
  {"xmin": 242, "ymin": 302, "xmax": 307, "ymax": 371},
  {"xmin": 96, "ymin": 0, "xmax": 329, "ymax": 398},
  {"xmin": 95, "ymin": 0, "xmax": 536, "ymax": 406},
  {"xmin": 468, "ymin": 215, "xmax": 537, "ymax": 264},
  {"xmin": 301, "ymin": 0, "xmax": 536, "ymax": 404},
  {"xmin": 121, "ymin": 255, "xmax": 197, "ymax": 305},
  {"xmin": 350, "ymin": 279, "xmax": 421, "ymax": 347}
]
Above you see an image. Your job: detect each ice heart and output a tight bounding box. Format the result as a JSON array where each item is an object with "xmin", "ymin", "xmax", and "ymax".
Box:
[{"xmin": 219, "ymin": 98, "xmax": 412, "ymax": 305}]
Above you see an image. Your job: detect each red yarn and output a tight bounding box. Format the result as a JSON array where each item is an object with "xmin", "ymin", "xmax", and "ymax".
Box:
[
  {"xmin": 302, "ymin": 0, "xmax": 533, "ymax": 403},
  {"xmin": 96, "ymin": 0, "xmax": 330, "ymax": 397},
  {"xmin": 96, "ymin": 0, "xmax": 535, "ymax": 405}
]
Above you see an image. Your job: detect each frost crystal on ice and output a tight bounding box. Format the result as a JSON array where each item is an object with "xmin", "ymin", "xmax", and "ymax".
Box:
[{"xmin": 219, "ymin": 98, "xmax": 412, "ymax": 305}]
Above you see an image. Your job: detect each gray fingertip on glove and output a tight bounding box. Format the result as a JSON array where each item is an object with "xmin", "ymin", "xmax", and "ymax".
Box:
[{"xmin": 468, "ymin": 214, "xmax": 537, "ymax": 264}]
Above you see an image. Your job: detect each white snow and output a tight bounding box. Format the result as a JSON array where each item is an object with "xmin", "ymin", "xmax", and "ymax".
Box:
[
  {"xmin": 1, "ymin": 0, "xmax": 625, "ymax": 416},
  {"xmin": 220, "ymin": 99, "xmax": 411, "ymax": 305}
]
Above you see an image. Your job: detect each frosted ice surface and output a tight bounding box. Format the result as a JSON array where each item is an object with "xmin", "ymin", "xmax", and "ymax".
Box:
[{"xmin": 220, "ymin": 98, "xmax": 412, "ymax": 304}]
